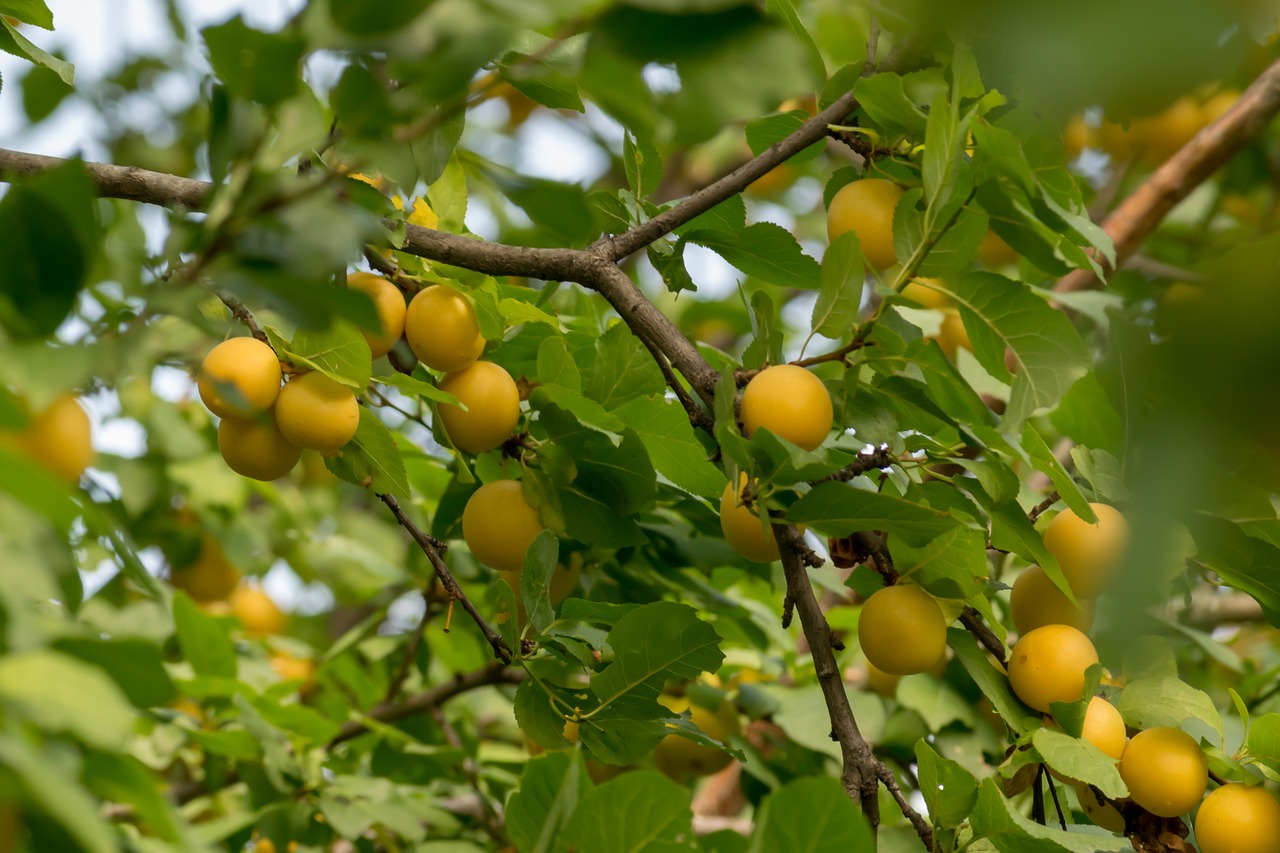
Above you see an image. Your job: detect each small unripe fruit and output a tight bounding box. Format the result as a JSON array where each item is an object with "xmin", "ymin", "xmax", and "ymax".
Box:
[
  {"xmin": 198, "ymin": 337, "xmax": 282, "ymax": 419},
  {"xmin": 858, "ymin": 585, "xmax": 949, "ymax": 676},
  {"xmin": 170, "ymin": 535, "xmax": 241, "ymax": 602},
  {"xmin": 1042, "ymin": 503, "xmax": 1129, "ymax": 599},
  {"xmin": 25, "ymin": 394, "xmax": 95, "ymax": 485},
  {"xmin": 826, "ymin": 179, "xmax": 904, "ymax": 270},
  {"xmin": 274, "ymin": 372, "xmax": 360, "ymax": 453},
  {"xmin": 405, "ymin": 284, "xmax": 485, "ymax": 372},
  {"xmin": 218, "ymin": 415, "xmax": 302, "ymax": 481},
  {"xmin": 1008, "ymin": 624, "xmax": 1098, "ymax": 712},
  {"xmin": 1009, "ymin": 566, "xmax": 1095, "ymax": 636},
  {"xmin": 1080, "ymin": 696, "xmax": 1126, "ymax": 761},
  {"xmin": 739, "ymin": 365, "xmax": 833, "ymax": 451},
  {"xmin": 437, "ymin": 361, "xmax": 520, "ymax": 454},
  {"xmin": 347, "ymin": 272, "xmax": 407, "ymax": 359},
  {"xmin": 1195, "ymin": 783, "xmax": 1280, "ymax": 853},
  {"xmin": 1119, "ymin": 727, "xmax": 1207, "ymax": 817},
  {"xmin": 230, "ymin": 584, "xmax": 286, "ymax": 636},
  {"xmin": 654, "ymin": 693, "xmax": 740, "ymax": 781},
  {"xmin": 462, "ymin": 480, "xmax": 544, "ymax": 573},
  {"xmin": 719, "ymin": 474, "xmax": 779, "ymax": 563}
]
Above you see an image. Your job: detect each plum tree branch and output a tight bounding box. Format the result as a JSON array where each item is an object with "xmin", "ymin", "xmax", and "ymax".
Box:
[
  {"xmin": 1056, "ymin": 58, "xmax": 1280, "ymax": 293},
  {"xmin": 379, "ymin": 493, "xmax": 513, "ymax": 663}
]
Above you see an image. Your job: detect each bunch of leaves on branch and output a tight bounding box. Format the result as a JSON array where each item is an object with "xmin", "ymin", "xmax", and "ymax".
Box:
[{"xmin": 2, "ymin": 0, "xmax": 1280, "ymax": 851}]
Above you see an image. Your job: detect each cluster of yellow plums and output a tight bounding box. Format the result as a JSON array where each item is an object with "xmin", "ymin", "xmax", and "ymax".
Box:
[
  {"xmin": 199, "ymin": 272, "xmax": 521, "ymax": 482},
  {"xmin": 1081, "ymin": 89, "xmax": 1239, "ymax": 165}
]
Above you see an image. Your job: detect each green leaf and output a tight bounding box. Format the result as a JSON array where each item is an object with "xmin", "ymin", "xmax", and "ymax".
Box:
[
  {"xmin": 507, "ymin": 56, "xmax": 584, "ymax": 112},
  {"xmin": 0, "ymin": 445, "xmax": 79, "ymax": 530},
  {"xmin": 898, "ymin": 675, "xmax": 977, "ymax": 731},
  {"xmin": 951, "ymin": 273, "xmax": 1090, "ymax": 424},
  {"xmin": 624, "ymin": 132, "xmax": 663, "ymax": 199},
  {"xmin": 173, "ymin": 593, "xmax": 237, "ymax": 681},
  {"xmin": 0, "ymin": 158, "xmax": 99, "ymax": 338},
  {"xmin": 1186, "ymin": 516, "xmax": 1280, "ymax": 627},
  {"xmin": 1031, "ymin": 729, "xmax": 1127, "ymax": 798},
  {"xmin": 84, "ymin": 751, "xmax": 190, "ymax": 844},
  {"xmin": 537, "ymin": 336, "xmax": 582, "ymax": 393},
  {"xmin": 492, "ymin": 171, "xmax": 596, "ymax": 244},
  {"xmin": 411, "ymin": 109, "xmax": 465, "ymax": 186},
  {"xmin": 686, "ymin": 222, "xmax": 820, "ymax": 289},
  {"xmin": 508, "ymin": 751, "xmax": 592, "ymax": 853},
  {"xmin": 530, "ymin": 385, "xmax": 626, "ymax": 433},
  {"xmin": 560, "ymin": 771, "xmax": 695, "ymax": 853},
  {"xmin": 589, "ymin": 602, "xmax": 724, "ymax": 719},
  {"xmin": 740, "ymin": 288, "xmax": 782, "ymax": 369},
  {"xmin": 201, "ymin": 16, "xmax": 304, "ymax": 105},
  {"xmin": 585, "ymin": 323, "xmax": 667, "ymax": 410},
  {"xmin": 789, "ymin": 481, "xmax": 962, "ymax": 546},
  {"xmin": 853, "ymin": 72, "xmax": 927, "ymax": 137},
  {"xmin": 1050, "ymin": 373, "xmax": 1125, "ymax": 457},
  {"xmin": 0, "ymin": 0, "xmax": 53, "ymax": 29},
  {"xmin": 53, "ymin": 637, "xmax": 177, "ymax": 708},
  {"xmin": 325, "ymin": 408, "xmax": 410, "ymax": 500},
  {"xmin": 950, "ymin": 629, "xmax": 1038, "ymax": 734},
  {"xmin": 0, "ymin": 734, "xmax": 115, "ymax": 853},
  {"xmin": 970, "ymin": 778, "xmax": 1130, "ymax": 852},
  {"xmin": 0, "ymin": 17, "xmax": 73, "ymax": 84},
  {"xmin": 521, "ymin": 531, "xmax": 560, "ymax": 633},
  {"xmin": 648, "ymin": 239, "xmax": 698, "ymax": 295},
  {"xmin": 1020, "ymin": 424, "xmax": 1095, "ymax": 523},
  {"xmin": 811, "ymin": 231, "xmax": 863, "ymax": 339},
  {"xmin": 751, "ymin": 776, "xmax": 875, "ymax": 852},
  {"xmin": 1117, "ymin": 674, "xmax": 1224, "ymax": 740},
  {"xmin": 1247, "ymin": 714, "xmax": 1280, "ymax": 773},
  {"xmin": 373, "ymin": 372, "xmax": 463, "ymax": 407},
  {"xmin": 284, "ymin": 320, "xmax": 372, "ymax": 389},
  {"xmin": 744, "ymin": 110, "xmax": 822, "ymax": 165},
  {"xmin": 578, "ymin": 717, "xmax": 670, "ymax": 766},
  {"xmin": 889, "ymin": 525, "xmax": 988, "ymax": 601},
  {"xmin": 915, "ymin": 740, "xmax": 979, "ymax": 829},
  {"xmin": 614, "ymin": 395, "xmax": 723, "ymax": 499},
  {"xmin": 0, "ymin": 650, "xmax": 135, "ymax": 749}
]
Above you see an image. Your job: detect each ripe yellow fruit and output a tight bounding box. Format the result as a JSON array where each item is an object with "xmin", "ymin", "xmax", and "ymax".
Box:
[
  {"xmin": 739, "ymin": 365, "xmax": 833, "ymax": 451},
  {"xmin": 864, "ymin": 659, "xmax": 902, "ymax": 698},
  {"xmin": 1062, "ymin": 114, "xmax": 1092, "ymax": 160},
  {"xmin": 462, "ymin": 480, "xmax": 544, "ymax": 573},
  {"xmin": 1009, "ymin": 566, "xmax": 1095, "ymax": 636},
  {"xmin": 932, "ymin": 310, "xmax": 971, "ymax": 359},
  {"xmin": 1007, "ymin": 624, "xmax": 1098, "ymax": 712},
  {"xmin": 254, "ymin": 839, "xmax": 277, "ymax": 853},
  {"xmin": 900, "ymin": 278, "xmax": 952, "ymax": 309},
  {"xmin": 1201, "ymin": 90, "xmax": 1240, "ymax": 125},
  {"xmin": 826, "ymin": 178, "xmax": 905, "ymax": 270},
  {"xmin": 198, "ymin": 337, "xmax": 282, "ymax": 419},
  {"xmin": 1080, "ymin": 697, "xmax": 1126, "ymax": 761},
  {"xmin": 170, "ymin": 535, "xmax": 242, "ymax": 602},
  {"xmin": 719, "ymin": 474, "xmax": 779, "ymax": 563},
  {"xmin": 230, "ymin": 585, "xmax": 286, "ymax": 636},
  {"xmin": 347, "ymin": 272, "xmax": 407, "ymax": 359},
  {"xmin": 274, "ymin": 372, "xmax": 360, "ymax": 453},
  {"xmin": 24, "ymin": 394, "xmax": 95, "ymax": 485},
  {"xmin": 218, "ymin": 414, "xmax": 302, "ymax": 481},
  {"xmin": 1195, "ymin": 783, "xmax": 1280, "ymax": 853},
  {"xmin": 1141, "ymin": 97, "xmax": 1205, "ymax": 162},
  {"xmin": 1118, "ymin": 727, "xmax": 1207, "ymax": 817},
  {"xmin": 858, "ymin": 585, "xmax": 949, "ymax": 676},
  {"xmin": 437, "ymin": 361, "xmax": 520, "ymax": 454},
  {"xmin": 1074, "ymin": 783, "xmax": 1126, "ymax": 833},
  {"xmin": 405, "ymin": 285, "xmax": 485, "ymax": 372},
  {"xmin": 270, "ymin": 654, "xmax": 315, "ymax": 685},
  {"xmin": 654, "ymin": 693, "xmax": 740, "ymax": 781},
  {"xmin": 1042, "ymin": 503, "xmax": 1129, "ymax": 599}
]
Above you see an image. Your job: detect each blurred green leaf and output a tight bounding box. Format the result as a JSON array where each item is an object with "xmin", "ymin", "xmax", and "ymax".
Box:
[
  {"xmin": 753, "ymin": 776, "xmax": 875, "ymax": 851},
  {"xmin": 790, "ymin": 481, "xmax": 962, "ymax": 546},
  {"xmin": 202, "ymin": 17, "xmax": 304, "ymax": 106}
]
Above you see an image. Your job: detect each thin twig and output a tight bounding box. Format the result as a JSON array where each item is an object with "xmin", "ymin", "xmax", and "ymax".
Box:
[
  {"xmin": 378, "ymin": 493, "xmax": 512, "ymax": 662},
  {"xmin": 1027, "ymin": 491, "xmax": 1059, "ymax": 524},
  {"xmin": 637, "ymin": 333, "xmax": 717, "ymax": 438},
  {"xmin": 215, "ymin": 293, "xmax": 270, "ymax": 345},
  {"xmin": 1057, "ymin": 58, "xmax": 1280, "ymax": 292},
  {"xmin": 960, "ymin": 607, "xmax": 1008, "ymax": 668}
]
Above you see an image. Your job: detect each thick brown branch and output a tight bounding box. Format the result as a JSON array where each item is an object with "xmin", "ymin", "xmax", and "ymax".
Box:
[
  {"xmin": 0, "ymin": 147, "xmax": 211, "ymax": 208},
  {"xmin": 330, "ymin": 662, "xmax": 523, "ymax": 747},
  {"xmin": 594, "ymin": 91, "xmax": 859, "ymax": 261},
  {"xmin": 379, "ymin": 493, "xmax": 512, "ymax": 662},
  {"xmin": 1056, "ymin": 58, "xmax": 1280, "ymax": 293}
]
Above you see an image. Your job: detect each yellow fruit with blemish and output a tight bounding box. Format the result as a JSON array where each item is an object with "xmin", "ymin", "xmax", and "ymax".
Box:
[
  {"xmin": 198, "ymin": 337, "xmax": 282, "ymax": 419},
  {"xmin": 1007, "ymin": 624, "xmax": 1098, "ymax": 712}
]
